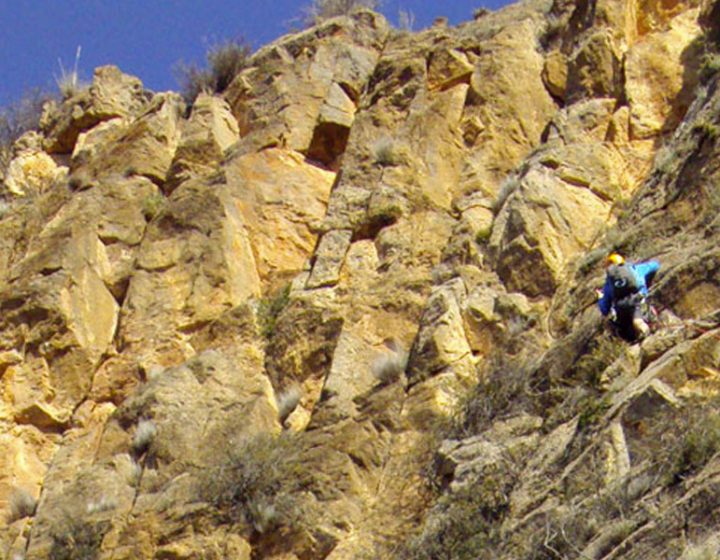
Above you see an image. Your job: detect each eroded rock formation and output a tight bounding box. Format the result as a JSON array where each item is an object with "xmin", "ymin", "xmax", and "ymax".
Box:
[{"xmin": 2, "ymin": 1, "xmax": 720, "ymax": 558}]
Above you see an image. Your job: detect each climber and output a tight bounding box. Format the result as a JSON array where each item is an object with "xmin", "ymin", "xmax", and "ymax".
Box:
[{"xmin": 597, "ymin": 253, "xmax": 660, "ymax": 342}]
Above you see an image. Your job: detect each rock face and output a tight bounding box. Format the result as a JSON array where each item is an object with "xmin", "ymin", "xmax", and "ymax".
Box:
[{"xmin": 2, "ymin": 2, "xmax": 720, "ymax": 559}]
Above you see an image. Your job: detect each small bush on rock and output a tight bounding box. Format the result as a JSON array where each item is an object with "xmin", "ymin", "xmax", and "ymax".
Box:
[
  {"xmin": 176, "ymin": 39, "xmax": 252, "ymax": 104},
  {"xmin": 399, "ymin": 486, "xmax": 500, "ymax": 560},
  {"xmin": 49, "ymin": 515, "xmax": 109, "ymax": 560},
  {"xmin": 301, "ymin": 0, "xmax": 381, "ymax": 26},
  {"xmin": 200, "ymin": 432, "xmax": 312, "ymax": 535},
  {"xmin": 276, "ymin": 385, "xmax": 301, "ymax": 424},
  {"xmin": 371, "ymin": 341, "xmax": 408, "ymax": 385},
  {"xmin": 131, "ymin": 419, "xmax": 157, "ymax": 457},
  {"xmin": 7, "ymin": 487, "xmax": 37, "ymax": 522},
  {"xmin": 257, "ymin": 284, "xmax": 291, "ymax": 339},
  {"xmin": 675, "ymin": 410, "xmax": 720, "ymax": 479}
]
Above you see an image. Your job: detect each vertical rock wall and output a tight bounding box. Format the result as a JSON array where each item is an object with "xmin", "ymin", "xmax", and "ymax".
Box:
[{"xmin": 1, "ymin": 1, "xmax": 717, "ymax": 558}]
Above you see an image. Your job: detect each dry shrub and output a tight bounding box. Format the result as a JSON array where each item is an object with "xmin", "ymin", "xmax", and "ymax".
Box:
[
  {"xmin": 55, "ymin": 46, "xmax": 88, "ymax": 99},
  {"xmin": 371, "ymin": 342, "xmax": 408, "ymax": 385},
  {"xmin": 276, "ymin": 386, "xmax": 301, "ymax": 424},
  {"xmin": 398, "ymin": 486, "xmax": 500, "ymax": 560},
  {"xmin": 200, "ymin": 431, "xmax": 313, "ymax": 535},
  {"xmin": 131, "ymin": 418, "xmax": 157, "ymax": 457},
  {"xmin": 453, "ymin": 357, "xmax": 532, "ymax": 438},
  {"xmin": 0, "ymin": 88, "xmax": 55, "ymax": 176},
  {"xmin": 301, "ymin": 0, "xmax": 381, "ymax": 26},
  {"xmin": 49, "ymin": 514, "xmax": 109, "ymax": 560},
  {"xmin": 176, "ymin": 39, "xmax": 252, "ymax": 104},
  {"xmin": 7, "ymin": 487, "xmax": 37, "ymax": 522}
]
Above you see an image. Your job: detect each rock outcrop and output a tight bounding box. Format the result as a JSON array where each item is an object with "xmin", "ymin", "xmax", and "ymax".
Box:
[{"xmin": 2, "ymin": 1, "xmax": 720, "ymax": 559}]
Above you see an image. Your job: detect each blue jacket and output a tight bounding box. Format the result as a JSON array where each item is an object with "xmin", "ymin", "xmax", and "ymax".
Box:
[{"xmin": 598, "ymin": 260, "xmax": 660, "ymax": 316}]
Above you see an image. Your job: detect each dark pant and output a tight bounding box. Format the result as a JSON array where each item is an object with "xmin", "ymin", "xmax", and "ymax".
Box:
[{"xmin": 612, "ymin": 294, "xmax": 645, "ymax": 341}]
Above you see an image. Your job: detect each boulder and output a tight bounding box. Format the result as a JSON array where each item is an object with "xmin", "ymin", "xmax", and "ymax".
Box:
[
  {"xmin": 82, "ymin": 93, "xmax": 184, "ymax": 184},
  {"xmin": 166, "ymin": 93, "xmax": 240, "ymax": 190},
  {"xmin": 42, "ymin": 65, "xmax": 147, "ymax": 154},
  {"xmin": 225, "ymin": 11, "xmax": 388, "ymax": 159},
  {"xmin": 491, "ymin": 164, "xmax": 613, "ymax": 297}
]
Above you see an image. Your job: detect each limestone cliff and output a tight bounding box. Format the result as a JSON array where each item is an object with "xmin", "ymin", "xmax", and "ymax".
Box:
[{"xmin": 2, "ymin": 1, "xmax": 720, "ymax": 558}]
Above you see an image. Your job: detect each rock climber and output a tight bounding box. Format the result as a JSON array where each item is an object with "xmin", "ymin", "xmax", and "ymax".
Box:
[{"xmin": 597, "ymin": 253, "xmax": 660, "ymax": 342}]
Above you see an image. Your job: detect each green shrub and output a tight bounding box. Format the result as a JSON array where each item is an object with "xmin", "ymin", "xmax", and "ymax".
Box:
[
  {"xmin": 572, "ymin": 334, "xmax": 622, "ymax": 387},
  {"xmin": 640, "ymin": 403, "xmax": 720, "ymax": 486},
  {"xmin": 693, "ymin": 119, "xmax": 720, "ymax": 142},
  {"xmin": 257, "ymin": 284, "xmax": 291, "ymax": 339},
  {"xmin": 577, "ymin": 394, "xmax": 611, "ymax": 430},
  {"xmin": 176, "ymin": 39, "xmax": 252, "ymax": 104},
  {"xmin": 200, "ymin": 431, "xmax": 312, "ymax": 534},
  {"xmin": 700, "ymin": 51, "xmax": 720, "ymax": 82},
  {"xmin": 141, "ymin": 192, "xmax": 165, "ymax": 220}
]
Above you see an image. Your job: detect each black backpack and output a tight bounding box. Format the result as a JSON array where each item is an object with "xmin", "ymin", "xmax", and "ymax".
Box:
[{"xmin": 607, "ymin": 264, "xmax": 640, "ymax": 300}]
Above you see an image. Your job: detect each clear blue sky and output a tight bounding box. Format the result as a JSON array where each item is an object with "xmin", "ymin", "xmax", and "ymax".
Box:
[{"xmin": 0, "ymin": 0, "xmax": 513, "ymax": 106}]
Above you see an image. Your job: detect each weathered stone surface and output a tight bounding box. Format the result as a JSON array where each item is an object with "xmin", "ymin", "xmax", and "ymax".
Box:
[
  {"xmin": 306, "ymin": 229, "xmax": 353, "ymax": 288},
  {"xmin": 407, "ymin": 279, "xmax": 472, "ymax": 384},
  {"xmin": 462, "ymin": 19, "xmax": 556, "ymax": 193},
  {"xmin": 42, "ymin": 65, "xmax": 147, "ymax": 154},
  {"xmin": 544, "ymin": 98, "xmax": 616, "ymax": 146},
  {"xmin": 542, "ymin": 50, "xmax": 568, "ymax": 99},
  {"xmin": 3, "ymin": 146, "xmax": 67, "ymax": 196},
  {"xmin": 625, "ymin": 9, "xmax": 702, "ymax": 139},
  {"xmin": 72, "ymin": 117, "xmax": 128, "ymax": 164},
  {"xmin": 0, "ymin": 426, "xmax": 56, "ymax": 517},
  {"xmin": 508, "ymin": 417, "xmax": 579, "ymax": 518},
  {"xmin": 0, "ymin": 220, "xmax": 120, "ymax": 426},
  {"xmin": 566, "ymin": 30, "xmax": 623, "ymax": 101},
  {"xmin": 166, "ymin": 93, "xmax": 240, "ymax": 190},
  {"xmin": 5, "ymin": 2, "xmax": 720, "ymax": 559},
  {"xmin": 427, "ymin": 47, "xmax": 474, "ymax": 91},
  {"xmin": 225, "ymin": 10, "xmax": 388, "ymax": 159},
  {"xmin": 490, "ymin": 165, "xmax": 612, "ymax": 297},
  {"xmin": 119, "ymin": 177, "xmax": 261, "ymax": 367},
  {"xmin": 437, "ymin": 414, "xmax": 542, "ymax": 492},
  {"xmin": 224, "ymin": 148, "xmax": 335, "ymax": 289}
]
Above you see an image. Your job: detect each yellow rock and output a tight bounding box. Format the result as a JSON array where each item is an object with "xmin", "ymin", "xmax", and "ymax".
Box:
[
  {"xmin": 427, "ymin": 48, "xmax": 474, "ymax": 91},
  {"xmin": 625, "ymin": 8, "xmax": 702, "ymax": 139},
  {"xmin": 225, "ymin": 148, "xmax": 336, "ymax": 290},
  {"xmin": 4, "ymin": 149, "xmax": 67, "ymax": 196},
  {"xmin": 543, "ymin": 50, "xmax": 568, "ymax": 99}
]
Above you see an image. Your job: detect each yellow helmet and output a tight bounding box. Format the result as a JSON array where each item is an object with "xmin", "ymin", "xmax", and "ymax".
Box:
[{"xmin": 606, "ymin": 253, "xmax": 625, "ymax": 266}]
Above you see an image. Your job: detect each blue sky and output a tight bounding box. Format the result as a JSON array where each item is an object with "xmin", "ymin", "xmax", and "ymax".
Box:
[{"xmin": 0, "ymin": 1, "xmax": 513, "ymax": 106}]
